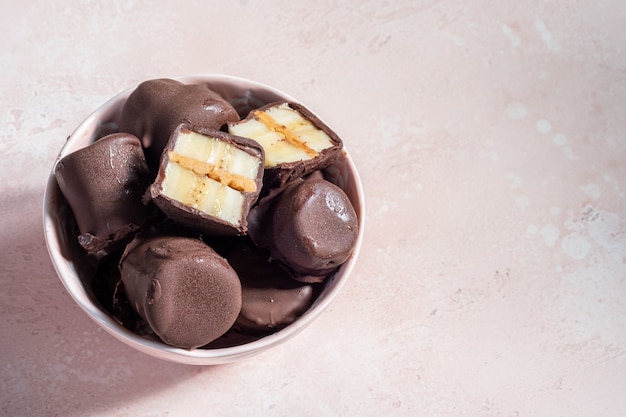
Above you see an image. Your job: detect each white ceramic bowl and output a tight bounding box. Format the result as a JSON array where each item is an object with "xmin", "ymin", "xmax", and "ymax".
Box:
[{"xmin": 43, "ymin": 74, "xmax": 364, "ymax": 365}]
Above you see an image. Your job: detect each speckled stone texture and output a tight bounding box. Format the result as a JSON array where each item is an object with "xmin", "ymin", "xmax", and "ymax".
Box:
[{"xmin": 1, "ymin": 1, "xmax": 626, "ymax": 416}]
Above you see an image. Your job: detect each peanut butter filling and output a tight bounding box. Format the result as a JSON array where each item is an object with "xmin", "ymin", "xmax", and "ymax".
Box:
[
  {"xmin": 168, "ymin": 151, "xmax": 257, "ymax": 193},
  {"xmin": 252, "ymin": 110, "xmax": 318, "ymax": 157}
]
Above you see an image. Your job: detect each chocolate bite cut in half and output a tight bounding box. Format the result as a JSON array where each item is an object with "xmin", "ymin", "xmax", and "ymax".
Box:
[
  {"xmin": 148, "ymin": 123, "xmax": 265, "ymax": 236},
  {"xmin": 228, "ymin": 101, "xmax": 343, "ymax": 191}
]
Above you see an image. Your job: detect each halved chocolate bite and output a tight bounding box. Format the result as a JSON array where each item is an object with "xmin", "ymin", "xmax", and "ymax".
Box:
[
  {"xmin": 223, "ymin": 239, "xmax": 314, "ymax": 334},
  {"xmin": 148, "ymin": 123, "xmax": 264, "ymax": 236},
  {"xmin": 119, "ymin": 78, "xmax": 240, "ymax": 171},
  {"xmin": 228, "ymin": 101, "xmax": 343, "ymax": 191},
  {"xmin": 119, "ymin": 233, "xmax": 242, "ymax": 349},
  {"xmin": 248, "ymin": 172, "xmax": 359, "ymax": 283},
  {"xmin": 54, "ymin": 133, "xmax": 154, "ymax": 253}
]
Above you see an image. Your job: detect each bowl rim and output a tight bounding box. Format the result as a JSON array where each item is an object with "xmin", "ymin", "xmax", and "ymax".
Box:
[{"xmin": 42, "ymin": 73, "xmax": 365, "ymax": 365}]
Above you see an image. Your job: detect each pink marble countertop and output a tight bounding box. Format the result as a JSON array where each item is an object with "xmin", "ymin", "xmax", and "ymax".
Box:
[{"xmin": 1, "ymin": 1, "xmax": 625, "ymax": 416}]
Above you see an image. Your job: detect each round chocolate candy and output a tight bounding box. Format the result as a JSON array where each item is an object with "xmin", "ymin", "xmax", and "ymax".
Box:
[
  {"xmin": 119, "ymin": 234, "xmax": 242, "ymax": 349},
  {"xmin": 249, "ymin": 173, "xmax": 359, "ymax": 282}
]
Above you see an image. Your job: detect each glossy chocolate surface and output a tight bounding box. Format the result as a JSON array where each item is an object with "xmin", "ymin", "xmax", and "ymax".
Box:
[
  {"xmin": 248, "ymin": 172, "xmax": 359, "ymax": 282},
  {"xmin": 223, "ymin": 239, "xmax": 314, "ymax": 333},
  {"xmin": 119, "ymin": 78, "xmax": 240, "ymax": 170},
  {"xmin": 119, "ymin": 233, "xmax": 242, "ymax": 349},
  {"xmin": 54, "ymin": 133, "xmax": 153, "ymax": 252}
]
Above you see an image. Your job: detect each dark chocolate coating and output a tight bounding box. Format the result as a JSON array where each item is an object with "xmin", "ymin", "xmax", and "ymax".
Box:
[
  {"xmin": 54, "ymin": 133, "xmax": 153, "ymax": 252},
  {"xmin": 224, "ymin": 239, "xmax": 314, "ymax": 334},
  {"xmin": 119, "ymin": 78, "xmax": 240, "ymax": 170},
  {"xmin": 229, "ymin": 101, "xmax": 343, "ymax": 191},
  {"xmin": 248, "ymin": 174, "xmax": 359, "ymax": 282},
  {"xmin": 119, "ymin": 234, "xmax": 242, "ymax": 349},
  {"xmin": 149, "ymin": 124, "xmax": 264, "ymax": 236}
]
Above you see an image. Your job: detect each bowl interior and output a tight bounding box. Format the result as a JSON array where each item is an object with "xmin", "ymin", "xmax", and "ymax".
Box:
[{"xmin": 43, "ymin": 74, "xmax": 364, "ymax": 365}]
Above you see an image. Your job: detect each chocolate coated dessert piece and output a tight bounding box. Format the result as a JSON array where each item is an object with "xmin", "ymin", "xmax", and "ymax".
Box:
[
  {"xmin": 148, "ymin": 124, "xmax": 264, "ymax": 236},
  {"xmin": 248, "ymin": 173, "xmax": 359, "ymax": 283},
  {"xmin": 119, "ymin": 78, "xmax": 240, "ymax": 170},
  {"xmin": 224, "ymin": 239, "xmax": 314, "ymax": 334},
  {"xmin": 228, "ymin": 101, "xmax": 342, "ymax": 190},
  {"xmin": 119, "ymin": 234, "xmax": 242, "ymax": 349},
  {"xmin": 54, "ymin": 133, "xmax": 153, "ymax": 252}
]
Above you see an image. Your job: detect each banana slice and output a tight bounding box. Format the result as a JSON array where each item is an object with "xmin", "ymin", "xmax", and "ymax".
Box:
[
  {"xmin": 149, "ymin": 124, "xmax": 264, "ymax": 235},
  {"xmin": 229, "ymin": 101, "xmax": 342, "ymax": 190}
]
